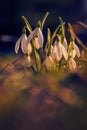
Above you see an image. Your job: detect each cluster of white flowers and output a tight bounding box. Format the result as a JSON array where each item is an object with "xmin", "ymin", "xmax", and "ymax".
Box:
[{"xmin": 15, "ymin": 12, "xmax": 80, "ymax": 73}]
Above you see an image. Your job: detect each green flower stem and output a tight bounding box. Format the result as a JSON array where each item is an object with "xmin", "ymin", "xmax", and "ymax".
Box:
[
  {"xmin": 47, "ymin": 25, "xmax": 61, "ymax": 56},
  {"xmin": 58, "ymin": 60, "xmax": 62, "ymax": 71},
  {"xmin": 41, "ymin": 12, "xmax": 49, "ymax": 31},
  {"xmin": 31, "ymin": 40, "xmax": 39, "ymax": 73}
]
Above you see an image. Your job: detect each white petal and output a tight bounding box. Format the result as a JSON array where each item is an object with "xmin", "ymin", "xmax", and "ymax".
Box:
[
  {"xmin": 57, "ymin": 43, "xmax": 63, "ymax": 60},
  {"xmin": 51, "ymin": 44, "xmax": 61, "ymax": 61},
  {"xmin": 15, "ymin": 36, "xmax": 22, "ymax": 54},
  {"xmin": 21, "ymin": 34, "xmax": 27, "ymax": 54},
  {"xmin": 34, "ymin": 37, "xmax": 40, "ymax": 49},
  {"xmin": 70, "ymin": 49, "xmax": 76, "ymax": 58},
  {"xmin": 69, "ymin": 58, "xmax": 76, "ymax": 70},
  {"xmin": 37, "ymin": 28, "xmax": 44, "ymax": 48},
  {"xmin": 73, "ymin": 42, "xmax": 80, "ymax": 57},
  {"xmin": 63, "ymin": 38, "xmax": 68, "ymax": 49},
  {"xmin": 27, "ymin": 31, "xmax": 34, "ymax": 44},
  {"xmin": 27, "ymin": 42, "xmax": 32, "ymax": 54},
  {"xmin": 27, "ymin": 55, "xmax": 32, "ymax": 63},
  {"xmin": 61, "ymin": 44, "xmax": 68, "ymax": 60}
]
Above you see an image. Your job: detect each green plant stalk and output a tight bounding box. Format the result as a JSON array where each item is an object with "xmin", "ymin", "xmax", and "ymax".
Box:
[
  {"xmin": 31, "ymin": 40, "xmax": 40, "ymax": 73},
  {"xmin": 41, "ymin": 12, "xmax": 49, "ymax": 31},
  {"xmin": 59, "ymin": 17, "xmax": 66, "ymax": 37},
  {"xmin": 51, "ymin": 25, "xmax": 61, "ymax": 43},
  {"xmin": 47, "ymin": 25, "xmax": 61, "ymax": 56}
]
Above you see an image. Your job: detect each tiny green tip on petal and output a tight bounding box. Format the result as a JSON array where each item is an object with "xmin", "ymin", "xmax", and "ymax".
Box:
[
  {"xmin": 59, "ymin": 17, "xmax": 65, "ymax": 25},
  {"xmin": 36, "ymin": 20, "xmax": 42, "ymax": 29},
  {"xmin": 68, "ymin": 23, "xmax": 73, "ymax": 32},
  {"xmin": 22, "ymin": 27, "xmax": 26, "ymax": 34},
  {"xmin": 59, "ymin": 17, "xmax": 63, "ymax": 23}
]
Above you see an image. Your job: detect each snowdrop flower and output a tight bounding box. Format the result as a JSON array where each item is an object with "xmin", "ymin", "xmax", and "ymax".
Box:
[
  {"xmin": 69, "ymin": 49, "xmax": 76, "ymax": 58},
  {"xmin": 15, "ymin": 34, "xmax": 27, "ymax": 54},
  {"xmin": 27, "ymin": 27, "xmax": 44, "ymax": 49},
  {"xmin": 68, "ymin": 57, "xmax": 76, "ymax": 70},
  {"xmin": 27, "ymin": 42, "xmax": 32, "ymax": 55},
  {"xmin": 69, "ymin": 41, "xmax": 80, "ymax": 58},
  {"xmin": 44, "ymin": 56, "xmax": 55, "ymax": 70},
  {"xmin": 51, "ymin": 40, "xmax": 68, "ymax": 61},
  {"xmin": 27, "ymin": 55, "xmax": 32, "ymax": 64},
  {"xmin": 58, "ymin": 35, "xmax": 68, "ymax": 49}
]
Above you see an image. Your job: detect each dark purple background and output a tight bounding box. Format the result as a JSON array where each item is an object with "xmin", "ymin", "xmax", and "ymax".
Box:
[{"xmin": 0, "ymin": 0, "xmax": 87, "ymax": 53}]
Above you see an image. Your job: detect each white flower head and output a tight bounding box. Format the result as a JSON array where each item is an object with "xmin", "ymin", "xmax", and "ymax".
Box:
[
  {"xmin": 27, "ymin": 27, "xmax": 44, "ymax": 49},
  {"xmin": 51, "ymin": 40, "xmax": 68, "ymax": 61},
  {"xmin": 27, "ymin": 42, "xmax": 32, "ymax": 55},
  {"xmin": 72, "ymin": 41, "xmax": 80, "ymax": 57},
  {"xmin": 69, "ymin": 41, "xmax": 80, "ymax": 58},
  {"xmin": 15, "ymin": 34, "xmax": 27, "ymax": 54},
  {"xmin": 58, "ymin": 35, "xmax": 68, "ymax": 49},
  {"xmin": 26, "ymin": 55, "xmax": 33, "ymax": 67},
  {"xmin": 70, "ymin": 49, "xmax": 76, "ymax": 58},
  {"xmin": 44, "ymin": 56, "xmax": 55, "ymax": 70},
  {"xmin": 68, "ymin": 57, "xmax": 76, "ymax": 70}
]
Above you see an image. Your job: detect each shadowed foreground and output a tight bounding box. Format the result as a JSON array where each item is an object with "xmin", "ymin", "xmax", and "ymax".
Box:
[{"xmin": 0, "ymin": 54, "xmax": 87, "ymax": 130}]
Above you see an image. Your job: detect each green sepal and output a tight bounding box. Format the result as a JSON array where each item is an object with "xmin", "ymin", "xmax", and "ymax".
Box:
[
  {"xmin": 22, "ymin": 26, "xmax": 26, "ymax": 34},
  {"xmin": 35, "ymin": 49, "xmax": 41, "ymax": 72}
]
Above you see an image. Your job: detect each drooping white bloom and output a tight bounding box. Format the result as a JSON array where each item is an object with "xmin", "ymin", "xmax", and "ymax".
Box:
[
  {"xmin": 69, "ymin": 41, "xmax": 80, "ymax": 58},
  {"xmin": 27, "ymin": 27, "xmax": 44, "ymax": 49},
  {"xmin": 51, "ymin": 40, "xmax": 68, "ymax": 61},
  {"xmin": 58, "ymin": 35, "xmax": 68, "ymax": 49},
  {"xmin": 44, "ymin": 56, "xmax": 55, "ymax": 70},
  {"xmin": 68, "ymin": 57, "xmax": 76, "ymax": 70},
  {"xmin": 15, "ymin": 34, "xmax": 27, "ymax": 54},
  {"xmin": 33, "ymin": 37, "xmax": 41, "ymax": 49},
  {"xmin": 27, "ymin": 55, "xmax": 32, "ymax": 64},
  {"xmin": 27, "ymin": 42, "xmax": 32, "ymax": 55},
  {"xmin": 70, "ymin": 49, "xmax": 76, "ymax": 58}
]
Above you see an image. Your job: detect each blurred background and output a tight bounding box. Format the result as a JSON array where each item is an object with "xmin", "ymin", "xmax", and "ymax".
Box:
[{"xmin": 0, "ymin": 0, "xmax": 87, "ymax": 53}]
